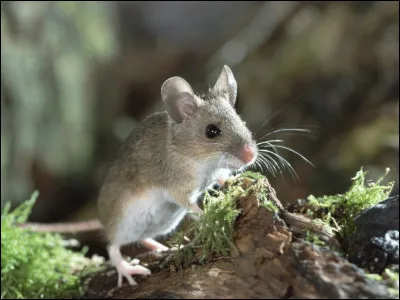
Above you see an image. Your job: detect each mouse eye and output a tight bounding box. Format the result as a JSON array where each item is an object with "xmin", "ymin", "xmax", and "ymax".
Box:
[{"xmin": 205, "ymin": 124, "xmax": 221, "ymax": 139}]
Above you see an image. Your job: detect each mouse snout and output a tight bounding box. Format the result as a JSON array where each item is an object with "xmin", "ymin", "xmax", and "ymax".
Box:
[{"xmin": 240, "ymin": 144, "xmax": 256, "ymax": 164}]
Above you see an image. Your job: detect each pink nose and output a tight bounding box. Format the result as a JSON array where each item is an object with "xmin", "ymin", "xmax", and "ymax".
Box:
[{"xmin": 241, "ymin": 145, "xmax": 255, "ymax": 164}]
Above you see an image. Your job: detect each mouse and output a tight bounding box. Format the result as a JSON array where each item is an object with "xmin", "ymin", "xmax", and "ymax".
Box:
[{"xmin": 96, "ymin": 65, "xmax": 259, "ymax": 288}]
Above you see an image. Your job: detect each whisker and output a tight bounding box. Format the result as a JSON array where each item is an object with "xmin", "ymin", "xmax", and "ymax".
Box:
[
  {"xmin": 257, "ymin": 155, "xmax": 275, "ymax": 177},
  {"xmin": 257, "ymin": 140, "xmax": 284, "ymax": 147},
  {"xmin": 254, "ymin": 93, "xmax": 306, "ymax": 137},
  {"xmin": 259, "ymin": 154, "xmax": 279, "ymax": 178},
  {"xmin": 250, "ymin": 160, "xmax": 260, "ymax": 172},
  {"xmin": 259, "ymin": 153, "xmax": 284, "ymax": 179},
  {"xmin": 256, "ymin": 159, "xmax": 267, "ymax": 175},
  {"xmin": 256, "ymin": 128, "xmax": 314, "ymax": 141},
  {"xmin": 252, "ymin": 160, "xmax": 262, "ymax": 173},
  {"xmin": 259, "ymin": 149, "xmax": 299, "ymax": 182},
  {"xmin": 257, "ymin": 140, "xmax": 283, "ymax": 159},
  {"xmin": 261, "ymin": 155, "xmax": 279, "ymax": 178},
  {"xmin": 266, "ymin": 144, "xmax": 315, "ymax": 168}
]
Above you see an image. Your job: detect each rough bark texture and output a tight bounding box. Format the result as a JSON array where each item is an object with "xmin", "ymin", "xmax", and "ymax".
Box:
[{"xmin": 82, "ymin": 180, "xmax": 395, "ymax": 299}]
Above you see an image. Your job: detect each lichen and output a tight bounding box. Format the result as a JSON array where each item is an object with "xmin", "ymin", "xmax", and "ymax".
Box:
[
  {"xmin": 1, "ymin": 191, "xmax": 104, "ymax": 299},
  {"xmin": 306, "ymin": 167, "xmax": 394, "ymax": 239}
]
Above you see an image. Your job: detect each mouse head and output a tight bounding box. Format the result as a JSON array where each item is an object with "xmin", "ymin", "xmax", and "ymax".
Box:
[{"xmin": 161, "ymin": 65, "xmax": 258, "ymax": 172}]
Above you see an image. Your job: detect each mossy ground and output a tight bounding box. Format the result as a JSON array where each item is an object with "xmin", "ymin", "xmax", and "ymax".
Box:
[
  {"xmin": 167, "ymin": 168, "xmax": 398, "ymax": 296},
  {"xmin": 168, "ymin": 171, "xmax": 279, "ymax": 269},
  {"xmin": 366, "ymin": 268, "xmax": 399, "ymax": 297},
  {"xmin": 168, "ymin": 168, "xmax": 395, "ymax": 267},
  {"xmin": 304, "ymin": 167, "xmax": 398, "ymax": 296},
  {"xmin": 2, "ymin": 168, "xmax": 397, "ymax": 298},
  {"xmin": 1, "ymin": 191, "xmax": 104, "ymax": 299},
  {"xmin": 306, "ymin": 167, "xmax": 394, "ymax": 239}
]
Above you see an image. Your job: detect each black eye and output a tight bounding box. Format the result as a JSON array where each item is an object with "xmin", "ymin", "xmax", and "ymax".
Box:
[{"xmin": 205, "ymin": 124, "xmax": 221, "ymax": 139}]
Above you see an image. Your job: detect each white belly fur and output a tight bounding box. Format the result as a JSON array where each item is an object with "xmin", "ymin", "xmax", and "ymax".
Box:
[
  {"xmin": 113, "ymin": 162, "xmax": 232, "ymax": 247},
  {"xmin": 114, "ymin": 188, "xmax": 190, "ymax": 246}
]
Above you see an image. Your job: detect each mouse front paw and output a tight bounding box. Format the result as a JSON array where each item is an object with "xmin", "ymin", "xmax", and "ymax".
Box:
[
  {"xmin": 214, "ymin": 169, "xmax": 233, "ymax": 187},
  {"xmin": 189, "ymin": 203, "xmax": 204, "ymax": 215},
  {"xmin": 217, "ymin": 177, "xmax": 226, "ymax": 186}
]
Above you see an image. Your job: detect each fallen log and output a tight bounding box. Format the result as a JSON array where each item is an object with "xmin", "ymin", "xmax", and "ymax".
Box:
[{"xmin": 82, "ymin": 172, "xmax": 398, "ymax": 299}]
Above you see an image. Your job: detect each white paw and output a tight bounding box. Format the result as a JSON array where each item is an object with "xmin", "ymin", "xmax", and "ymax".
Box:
[
  {"xmin": 116, "ymin": 262, "xmax": 151, "ymax": 288},
  {"xmin": 169, "ymin": 244, "xmax": 184, "ymax": 252},
  {"xmin": 129, "ymin": 258, "xmax": 140, "ymax": 265}
]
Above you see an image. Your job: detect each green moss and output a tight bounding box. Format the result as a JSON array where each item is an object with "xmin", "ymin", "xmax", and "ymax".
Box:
[
  {"xmin": 366, "ymin": 273, "xmax": 383, "ymax": 281},
  {"xmin": 366, "ymin": 269, "xmax": 399, "ymax": 298},
  {"xmin": 306, "ymin": 167, "xmax": 394, "ymax": 239},
  {"xmin": 261, "ymin": 200, "xmax": 279, "ymax": 213},
  {"xmin": 1, "ymin": 191, "xmax": 103, "ymax": 299},
  {"xmin": 385, "ymin": 270, "xmax": 399, "ymax": 298},
  {"xmin": 169, "ymin": 188, "xmax": 241, "ymax": 268},
  {"xmin": 240, "ymin": 171, "xmax": 265, "ymax": 180},
  {"xmin": 388, "ymin": 288, "xmax": 399, "ymax": 298},
  {"xmin": 384, "ymin": 269, "xmax": 399, "ymax": 283},
  {"xmin": 305, "ymin": 230, "xmax": 327, "ymax": 246},
  {"xmin": 257, "ymin": 182, "xmax": 279, "ymax": 213},
  {"xmin": 169, "ymin": 171, "xmax": 276, "ymax": 269}
]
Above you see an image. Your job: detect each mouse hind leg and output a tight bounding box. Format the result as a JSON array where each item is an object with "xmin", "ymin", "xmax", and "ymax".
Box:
[
  {"xmin": 108, "ymin": 244, "xmax": 151, "ymax": 288},
  {"xmin": 140, "ymin": 238, "xmax": 169, "ymax": 252}
]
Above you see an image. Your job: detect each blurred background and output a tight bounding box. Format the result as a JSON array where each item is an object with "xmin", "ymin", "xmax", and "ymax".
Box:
[{"xmin": 1, "ymin": 1, "xmax": 399, "ymax": 228}]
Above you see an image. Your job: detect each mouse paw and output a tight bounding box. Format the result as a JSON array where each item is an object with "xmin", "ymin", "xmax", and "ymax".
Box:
[
  {"xmin": 169, "ymin": 244, "xmax": 185, "ymax": 252},
  {"xmin": 108, "ymin": 244, "xmax": 151, "ymax": 288},
  {"xmin": 140, "ymin": 238, "xmax": 169, "ymax": 252},
  {"xmin": 189, "ymin": 203, "xmax": 204, "ymax": 215},
  {"xmin": 116, "ymin": 261, "xmax": 151, "ymax": 288},
  {"xmin": 217, "ymin": 177, "xmax": 226, "ymax": 186}
]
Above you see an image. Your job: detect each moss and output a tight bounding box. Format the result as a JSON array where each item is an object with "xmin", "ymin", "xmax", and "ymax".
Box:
[
  {"xmin": 239, "ymin": 171, "xmax": 265, "ymax": 180},
  {"xmin": 261, "ymin": 200, "xmax": 279, "ymax": 214},
  {"xmin": 384, "ymin": 269, "xmax": 399, "ymax": 283},
  {"xmin": 366, "ymin": 273, "xmax": 383, "ymax": 281},
  {"xmin": 256, "ymin": 181, "xmax": 279, "ymax": 213},
  {"xmin": 1, "ymin": 191, "xmax": 104, "ymax": 299},
  {"xmin": 305, "ymin": 230, "xmax": 327, "ymax": 246},
  {"xmin": 306, "ymin": 167, "xmax": 394, "ymax": 239},
  {"xmin": 169, "ymin": 171, "xmax": 276, "ymax": 269},
  {"xmin": 384, "ymin": 269, "xmax": 400, "ymax": 298},
  {"xmin": 304, "ymin": 167, "xmax": 397, "ymax": 296},
  {"xmin": 387, "ymin": 288, "xmax": 399, "ymax": 298},
  {"xmin": 366, "ymin": 269, "xmax": 399, "ymax": 298},
  {"xmin": 169, "ymin": 188, "xmax": 241, "ymax": 268}
]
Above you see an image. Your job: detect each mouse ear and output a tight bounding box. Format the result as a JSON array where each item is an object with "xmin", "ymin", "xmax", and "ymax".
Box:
[
  {"xmin": 161, "ymin": 77, "xmax": 197, "ymax": 123},
  {"xmin": 213, "ymin": 65, "xmax": 237, "ymax": 107}
]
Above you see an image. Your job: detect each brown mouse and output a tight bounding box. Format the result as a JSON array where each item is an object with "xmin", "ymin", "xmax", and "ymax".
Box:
[{"xmin": 96, "ymin": 65, "xmax": 259, "ymax": 287}]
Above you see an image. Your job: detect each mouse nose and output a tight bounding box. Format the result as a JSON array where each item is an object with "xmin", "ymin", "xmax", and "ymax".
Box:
[{"xmin": 240, "ymin": 145, "xmax": 255, "ymax": 164}]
